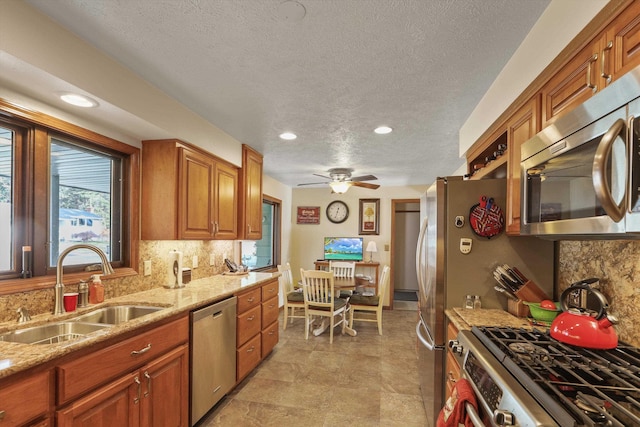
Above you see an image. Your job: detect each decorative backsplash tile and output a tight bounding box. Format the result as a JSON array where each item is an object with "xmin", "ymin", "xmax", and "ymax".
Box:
[
  {"xmin": 0, "ymin": 240, "xmax": 234, "ymax": 323},
  {"xmin": 558, "ymin": 240, "xmax": 640, "ymax": 347}
]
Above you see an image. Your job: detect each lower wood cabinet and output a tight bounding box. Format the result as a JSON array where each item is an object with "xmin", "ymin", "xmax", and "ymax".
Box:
[
  {"xmin": 235, "ymin": 278, "xmax": 279, "ymax": 382},
  {"xmin": 445, "ymin": 321, "xmax": 461, "ymax": 402},
  {"xmin": 0, "ymin": 369, "xmax": 53, "ymax": 426}
]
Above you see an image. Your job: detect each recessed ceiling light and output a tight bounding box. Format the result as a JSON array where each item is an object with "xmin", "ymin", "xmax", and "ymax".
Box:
[
  {"xmin": 279, "ymin": 132, "xmax": 297, "ymax": 140},
  {"xmin": 374, "ymin": 126, "xmax": 392, "ymax": 135},
  {"xmin": 59, "ymin": 93, "xmax": 99, "ymax": 108}
]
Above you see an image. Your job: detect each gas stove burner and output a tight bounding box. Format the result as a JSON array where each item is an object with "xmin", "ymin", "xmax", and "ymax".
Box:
[
  {"xmin": 575, "ymin": 394, "xmax": 608, "ymax": 422},
  {"xmin": 508, "ymin": 342, "xmax": 550, "ymax": 362}
]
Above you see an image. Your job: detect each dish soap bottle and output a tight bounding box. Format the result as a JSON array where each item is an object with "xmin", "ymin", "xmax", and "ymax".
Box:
[{"xmin": 89, "ymin": 274, "xmax": 104, "ymax": 304}]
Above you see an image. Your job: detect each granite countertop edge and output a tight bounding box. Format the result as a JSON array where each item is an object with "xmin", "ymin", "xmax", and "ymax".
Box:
[
  {"xmin": 445, "ymin": 307, "xmax": 531, "ymax": 332},
  {"xmin": 0, "ymin": 272, "xmax": 277, "ymax": 380}
]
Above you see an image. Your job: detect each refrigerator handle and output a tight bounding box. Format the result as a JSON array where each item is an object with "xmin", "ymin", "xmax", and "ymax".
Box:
[
  {"xmin": 416, "ymin": 313, "xmax": 443, "ymax": 351},
  {"xmin": 415, "ymin": 216, "xmax": 428, "ymax": 291}
]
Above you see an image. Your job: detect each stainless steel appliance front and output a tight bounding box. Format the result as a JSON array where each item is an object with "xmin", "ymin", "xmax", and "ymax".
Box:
[{"xmin": 520, "ymin": 65, "xmax": 640, "ymax": 238}]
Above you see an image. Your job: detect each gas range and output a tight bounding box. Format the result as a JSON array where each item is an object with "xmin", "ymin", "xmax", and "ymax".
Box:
[{"xmin": 452, "ymin": 326, "xmax": 640, "ymax": 426}]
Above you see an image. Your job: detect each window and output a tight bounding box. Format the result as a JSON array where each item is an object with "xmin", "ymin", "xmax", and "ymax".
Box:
[
  {"xmin": 0, "ymin": 100, "xmax": 139, "ymax": 287},
  {"xmin": 241, "ymin": 196, "xmax": 280, "ymax": 271}
]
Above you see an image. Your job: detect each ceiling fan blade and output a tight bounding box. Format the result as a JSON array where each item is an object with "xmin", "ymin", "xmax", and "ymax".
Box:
[
  {"xmin": 297, "ymin": 181, "xmax": 329, "ymax": 186},
  {"xmin": 352, "ymin": 181, "xmax": 380, "ymax": 189},
  {"xmin": 312, "ymin": 173, "xmax": 332, "ymax": 180},
  {"xmin": 349, "ymin": 174, "xmax": 377, "ymax": 182}
]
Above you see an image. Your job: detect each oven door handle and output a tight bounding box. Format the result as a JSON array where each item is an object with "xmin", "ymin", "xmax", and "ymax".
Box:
[
  {"xmin": 465, "ymin": 403, "xmax": 486, "ymax": 427},
  {"xmin": 593, "ymin": 118, "xmax": 627, "ymax": 222}
]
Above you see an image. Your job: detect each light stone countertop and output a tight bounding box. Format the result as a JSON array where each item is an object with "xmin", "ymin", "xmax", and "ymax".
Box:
[
  {"xmin": 0, "ymin": 272, "xmax": 277, "ymax": 380},
  {"xmin": 446, "ymin": 307, "xmax": 531, "ymax": 332}
]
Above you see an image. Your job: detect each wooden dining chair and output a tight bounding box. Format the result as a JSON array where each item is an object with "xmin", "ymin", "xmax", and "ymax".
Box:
[
  {"xmin": 349, "ymin": 265, "xmax": 390, "ymax": 335},
  {"xmin": 329, "ymin": 260, "xmax": 355, "ymax": 298},
  {"xmin": 299, "ymin": 268, "xmax": 348, "ymax": 344},
  {"xmin": 278, "ymin": 263, "xmax": 304, "ymax": 329}
]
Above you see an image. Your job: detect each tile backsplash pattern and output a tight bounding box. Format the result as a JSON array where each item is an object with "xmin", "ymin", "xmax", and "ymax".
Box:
[
  {"xmin": 0, "ymin": 240, "xmax": 234, "ymax": 323},
  {"xmin": 558, "ymin": 240, "xmax": 640, "ymax": 347}
]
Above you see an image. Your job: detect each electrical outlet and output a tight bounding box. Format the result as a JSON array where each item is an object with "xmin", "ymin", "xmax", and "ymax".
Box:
[
  {"xmin": 209, "ymin": 253, "xmax": 215, "ymax": 266},
  {"xmin": 192, "ymin": 255, "xmax": 198, "ymax": 268},
  {"xmin": 143, "ymin": 260, "xmax": 151, "ymax": 276}
]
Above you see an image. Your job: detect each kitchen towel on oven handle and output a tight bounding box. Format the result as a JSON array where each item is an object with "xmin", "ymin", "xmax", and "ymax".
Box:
[
  {"xmin": 469, "ymin": 195, "xmax": 504, "ymax": 238},
  {"xmin": 437, "ymin": 378, "xmax": 479, "ymax": 427}
]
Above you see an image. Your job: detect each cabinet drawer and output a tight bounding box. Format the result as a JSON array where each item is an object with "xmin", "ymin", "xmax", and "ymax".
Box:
[
  {"xmin": 236, "ymin": 287, "xmax": 261, "ymax": 313},
  {"xmin": 236, "ymin": 304, "xmax": 261, "ymax": 347},
  {"xmin": 261, "ymin": 279, "xmax": 278, "ymax": 301},
  {"xmin": 0, "ymin": 370, "xmax": 52, "ymax": 426},
  {"xmin": 447, "ymin": 322, "xmax": 459, "ymax": 343},
  {"xmin": 261, "ymin": 295, "xmax": 279, "ymax": 327},
  {"xmin": 445, "ymin": 350, "xmax": 461, "ymax": 401},
  {"xmin": 57, "ymin": 316, "xmax": 188, "ymax": 405},
  {"xmin": 261, "ymin": 320, "xmax": 279, "ymax": 358},
  {"xmin": 236, "ymin": 334, "xmax": 261, "ymax": 382}
]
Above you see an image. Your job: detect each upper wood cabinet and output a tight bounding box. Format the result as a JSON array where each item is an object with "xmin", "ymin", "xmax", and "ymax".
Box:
[
  {"xmin": 541, "ymin": 1, "xmax": 640, "ymax": 128},
  {"xmin": 141, "ymin": 139, "xmax": 238, "ymax": 240},
  {"xmin": 505, "ymin": 96, "xmax": 540, "ymax": 235},
  {"xmin": 238, "ymin": 144, "xmax": 263, "ymax": 240}
]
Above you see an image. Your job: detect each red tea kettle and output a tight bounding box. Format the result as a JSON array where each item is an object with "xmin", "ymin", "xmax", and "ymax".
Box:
[{"xmin": 550, "ymin": 278, "xmax": 618, "ymax": 349}]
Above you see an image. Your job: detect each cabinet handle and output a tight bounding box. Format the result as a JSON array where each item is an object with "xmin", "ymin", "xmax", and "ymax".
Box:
[
  {"xmin": 0, "ymin": 410, "xmax": 5, "ymax": 420},
  {"xmin": 134, "ymin": 377, "xmax": 141, "ymax": 404},
  {"xmin": 247, "ymin": 224, "xmax": 252, "ymax": 233},
  {"xmin": 247, "ymin": 345, "xmax": 255, "ymax": 353},
  {"xmin": 447, "ymin": 372, "xmax": 457, "ymax": 384},
  {"xmin": 131, "ymin": 343, "xmax": 152, "ymax": 356},
  {"xmin": 247, "ymin": 297, "xmax": 255, "ymax": 303},
  {"xmin": 144, "ymin": 371, "xmax": 151, "ymax": 397},
  {"xmin": 601, "ymin": 40, "xmax": 613, "ymax": 83},
  {"xmin": 247, "ymin": 315, "xmax": 255, "ymax": 321},
  {"xmin": 214, "ymin": 221, "xmax": 219, "ymax": 234},
  {"xmin": 586, "ymin": 53, "xmax": 598, "ymax": 92}
]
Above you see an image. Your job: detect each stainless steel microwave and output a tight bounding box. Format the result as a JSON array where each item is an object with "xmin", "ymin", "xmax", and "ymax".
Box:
[{"xmin": 520, "ymin": 65, "xmax": 640, "ymax": 238}]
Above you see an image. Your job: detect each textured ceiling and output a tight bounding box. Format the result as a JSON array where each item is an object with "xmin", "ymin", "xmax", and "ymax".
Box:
[{"xmin": 21, "ymin": 0, "xmax": 551, "ymax": 188}]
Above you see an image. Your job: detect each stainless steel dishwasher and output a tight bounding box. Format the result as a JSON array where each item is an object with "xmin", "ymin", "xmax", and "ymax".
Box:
[{"xmin": 190, "ymin": 296, "xmax": 237, "ymax": 426}]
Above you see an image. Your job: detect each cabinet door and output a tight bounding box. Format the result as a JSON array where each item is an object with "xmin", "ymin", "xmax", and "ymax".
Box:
[
  {"xmin": 236, "ymin": 334, "xmax": 261, "ymax": 383},
  {"xmin": 237, "ymin": 304, "xmax": 261, "ymax": 347},
  {"xmin": 607, "ymin": 1, "xmax": 640, "ymax": 83},
  {"xmin": 214, "ymin": 161, "xmax": 238, "ymax": 239},
  {"xmin": 0, "ymin": 370, "xmax": 52, "ymax": 427},
  {"xmin": 140, "ymin": 344, "xmax": 189, "ymax": 427},
  {"xmin": 56, "ymin": 371, "xmax": 140, "ymax": 427},
  {"xmin": 541, "ymin": 35, "xmax": 604, "ymax": 128},
  {"xmin": 506, "ymin": 96, "xmax": 539, "ymax": 235},
  {"xmin": 179, "ymin": 148, "xmax": 214, "ymax": 239},
  {"xmin": 240, "ymin": 145, "xmax": 263, "ymax": 240}
]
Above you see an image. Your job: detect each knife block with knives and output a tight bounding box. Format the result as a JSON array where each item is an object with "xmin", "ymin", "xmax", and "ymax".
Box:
[{"xmin": 493, "ymin": 264, "xmax": 551, "ymax": 318}]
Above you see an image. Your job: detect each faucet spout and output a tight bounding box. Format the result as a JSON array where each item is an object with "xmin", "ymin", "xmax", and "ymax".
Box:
[{"xmin": 54, "ymin": 244, "xmax": 114, "ymax": 315}]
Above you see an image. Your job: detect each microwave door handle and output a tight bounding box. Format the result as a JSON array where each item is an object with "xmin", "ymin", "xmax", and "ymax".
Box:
[{"xmin": 593, "ymin": 118, "xmax": 627, "ymax": 222}]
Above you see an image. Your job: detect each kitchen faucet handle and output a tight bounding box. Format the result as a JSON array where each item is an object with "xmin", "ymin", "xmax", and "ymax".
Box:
[{"xmin": 17, "ymin": 307, "xmax": 31, "ymax": 323}]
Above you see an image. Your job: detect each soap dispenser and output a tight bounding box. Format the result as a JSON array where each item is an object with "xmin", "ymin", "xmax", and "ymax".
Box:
[{"xmin": 89, "ymin": 274, "xmax": 104, "ymax": 304}]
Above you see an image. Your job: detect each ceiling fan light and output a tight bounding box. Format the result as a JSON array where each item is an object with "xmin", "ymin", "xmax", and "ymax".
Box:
[{"xmin": 329, "ymin": 181, "xmax": 352, "ymax": 194}]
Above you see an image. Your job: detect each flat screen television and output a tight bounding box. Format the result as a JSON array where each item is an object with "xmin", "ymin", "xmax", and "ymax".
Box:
[{"xmin": 323, "ymin": 237, "xmax": 363, "ymax": 261}]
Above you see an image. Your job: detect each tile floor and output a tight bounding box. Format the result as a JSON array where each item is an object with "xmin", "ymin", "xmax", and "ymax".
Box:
[{"xmin": 198, "ymin": 306, "xmax": 428, "ymax": 426}]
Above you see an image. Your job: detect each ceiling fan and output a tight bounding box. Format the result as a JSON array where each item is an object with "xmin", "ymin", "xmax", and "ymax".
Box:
[{"xmin": 297, "ymin": 168, "xmax": 380, "ymax": 193}]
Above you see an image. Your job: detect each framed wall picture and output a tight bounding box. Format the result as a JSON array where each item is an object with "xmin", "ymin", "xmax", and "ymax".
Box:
[
  {"xmin": 297, "ymin": 206, "xmax": 320, "ymax": 224},
  {"xmin": 359, "ymin": 198, "xmax": 379, "ymax": 235}
]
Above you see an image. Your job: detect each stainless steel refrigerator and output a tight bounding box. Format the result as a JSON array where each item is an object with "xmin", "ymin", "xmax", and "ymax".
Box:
[{"xmin": 415, "ymin": 176, "xmax": 554, "ymax": 425}]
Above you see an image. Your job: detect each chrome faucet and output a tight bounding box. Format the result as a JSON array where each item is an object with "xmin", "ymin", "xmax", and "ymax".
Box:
[{"xmin": 54, "ymin": 244, "xmax": 114, "ymax": 315}]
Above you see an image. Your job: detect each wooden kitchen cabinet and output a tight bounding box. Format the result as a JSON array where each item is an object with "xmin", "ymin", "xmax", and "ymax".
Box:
[
  {"xmin": 505, "ymin": 96, "xmax": 540, "ymax": 235},
  {"xmin": 541, "ymin": 1, "xmax": 640, "ymax": 128},
  {"xmin": 56, "ymin": 316, "xmax": 189, "ymax": 427},
  {"xmin": 235, "ymin": 279, "xmax": 279, "ymax": 382},
  {"xmin": 238, "ymin": 144, "xmax": 263, "ymax": 240},
  {"xmin": 0, "ymin": 369, "xmax": 53, "ymax": 427},
  {"xmin": 445, "ymin": 322, "xmax": 461, "ymax": 402},
  {"xmin": 141, "ymin": 139, "xmax": 238, "ymax": 240}
]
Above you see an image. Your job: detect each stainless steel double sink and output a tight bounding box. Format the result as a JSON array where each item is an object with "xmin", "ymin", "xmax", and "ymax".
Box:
[{"xmin": 0, "ymin": 305, "xmax": 165, "ymax": 345}]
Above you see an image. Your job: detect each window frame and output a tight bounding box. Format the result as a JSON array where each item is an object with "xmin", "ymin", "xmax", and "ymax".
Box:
[
  {"xmin": 0, "ymin": 98, "xmax": 140, "ymax": 295},
  {"xmin": 243, "ymin": 194, "xmax": 281, "ymax": 272}
]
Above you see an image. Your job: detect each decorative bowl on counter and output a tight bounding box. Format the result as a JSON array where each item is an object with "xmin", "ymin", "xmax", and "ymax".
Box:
[{"xmin": 524, "ymin": 301, "xmax": 561, "ymax": 323}]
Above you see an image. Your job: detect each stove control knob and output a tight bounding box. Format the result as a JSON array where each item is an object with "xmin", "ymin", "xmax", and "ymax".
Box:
[
  {"xmin": 447, "ymin": 340, "xmax": 463, "ymax": 355},
  {"xmin": 493, "ymin": 410, "xmax": 514, "ymax": 426}
]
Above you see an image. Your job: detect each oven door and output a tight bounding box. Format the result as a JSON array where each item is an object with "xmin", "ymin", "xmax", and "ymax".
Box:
[{"xmin": 521, "ymin": 106, "xmax": 629, "ymax": 237}]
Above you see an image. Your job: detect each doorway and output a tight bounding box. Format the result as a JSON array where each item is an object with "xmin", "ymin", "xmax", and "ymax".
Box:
[{"xmin": 390, "ymin": 199, "xmax": 420, "ymax": 310}]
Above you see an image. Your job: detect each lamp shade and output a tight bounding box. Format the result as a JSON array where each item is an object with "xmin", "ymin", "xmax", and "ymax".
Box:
[
  {"xmin": 329, "ymin": 181, "xmax": 352, "ymax": 194},
  {"xmin": 366, "ymin": 241, "xmax": 377, "ymax": 253}
]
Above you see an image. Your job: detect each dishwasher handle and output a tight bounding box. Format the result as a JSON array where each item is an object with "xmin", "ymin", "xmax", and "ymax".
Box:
[{"xmin": 191, "ymin": 296, "xmax": 237, "ymax": 322}]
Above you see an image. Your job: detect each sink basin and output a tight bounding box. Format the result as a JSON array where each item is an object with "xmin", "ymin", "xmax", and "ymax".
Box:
[
  {"xmin": 0, "ymin": 322, "xmax": 110, "ymax": 345},
  {"xmin": 72, "ymin": 305, "xmax": 164, "ymax": 325}
]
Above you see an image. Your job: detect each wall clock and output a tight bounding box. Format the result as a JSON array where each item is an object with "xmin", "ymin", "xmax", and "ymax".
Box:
[{"xmin": 326, "ymin": 200, "xmax": 349, "ymax": 224}]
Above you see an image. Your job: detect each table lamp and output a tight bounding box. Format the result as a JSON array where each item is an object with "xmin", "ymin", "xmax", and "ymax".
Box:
[{"xmin": 366, "ymin": 241, "xmax": 377, "ymax": 263}]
